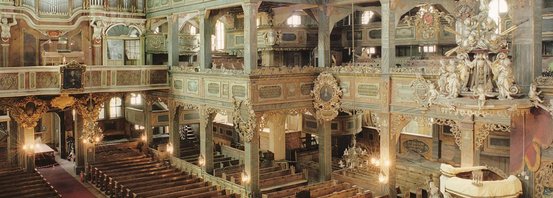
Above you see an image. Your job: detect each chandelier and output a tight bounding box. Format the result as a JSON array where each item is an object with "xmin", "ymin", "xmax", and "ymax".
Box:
[
  {"xmin": 339, "ymin": 138, "xmax": 369, "ymax": 170},
  {"xmin": 81, "ymin": 121, "xmax": 103, "ymax": 144}
]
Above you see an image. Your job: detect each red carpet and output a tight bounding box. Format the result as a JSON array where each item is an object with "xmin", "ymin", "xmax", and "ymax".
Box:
[{"xmin": 37, "ymin": 166, "xmax": 98, "ymax": 198}]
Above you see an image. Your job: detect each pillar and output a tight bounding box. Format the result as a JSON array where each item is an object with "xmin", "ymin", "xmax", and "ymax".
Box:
[
  {"xmin": 459, "ymin": 116, "xmax": 478, "ymax": 167},
  {"xmin": 7, "ymin": 120, "xmax": 17, "ymax": 166},
  {"xmin": 18, "ymin": 126, "xmax": 35, "ymax": 172},
  {"xmin": 431, "ymin": 124, "xmax": 442, "ymax": 161},
  {"xmin": 199, "ymin": 10, "xmax": 212, "ymax": 70},
  {"xmin": 244, "ymin": 114, "xmax": 261, "ymax": 197},
  {"xmin": 167, "ymin": 14, "xmax": 179, "ymax": 67},
  {"xmin": 267, "ymin": 113, "xmax": 286, "ymax": 161},
  {"xmin": 318, "ymin": 120, "xmax": 332, "ymax": 181},
  {"xmin": 168, "ymin": 104, "xmax": 181, "ymax": 158},
  {"xmin": 93, "ymin": 44, "xmax": 101, "ymax": 65},
  {"xmin": 242, "ymin": 2, "xmax": 261, "ymax": 73},
  {"xmin": 144, "ymin": 102, "xmax": 153, "ymax": 150},
  {"xmin": 1, "ymin": 44, "xmax": 8, "ymax": 67},
  {"xmin": 380, "ymin": 1, "xmax": 397, "ymax": 196},
  {"xmin": 511, "ymin": 1, "xmax": 542, "ymax": 93},
  {"xmin": 199, "ymin": 107, "xmax": 215, "ymax": 174},
  {"xmin": 75, "ymin": 115, "xmax": 85, "ymax": 174},
  {"xmin": 317, "ymin": 4, "xmax": 330, "ymax": 68}
]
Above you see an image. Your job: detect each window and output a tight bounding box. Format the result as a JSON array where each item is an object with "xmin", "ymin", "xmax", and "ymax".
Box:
[
  {"xmin": 98, "ymin": 104, "xmax": 105, "ymax": 120},
  {"xmin": 420, "ymin": 45, "xmax": 436, "ymax": 53},
  {"xmin": 287, "ymin": 15, "xmax": 302, "ymax": 27},
  {"xmin": 189, "ymin": 26, "xmax": 197, "ymax": 35},
  {"xmin": 109, "ymin": 97, "xmax": 123, "ymax": 118},
  {"xmin": 130, "ymin": 93, "xmax": 142, "ymax": 105},
  {"xmin": 364, "ymin": 47, "xmax": 376, "ymax": 54},
  {"xmin": 212, "ymin": 20, "xmax": 225, "ymax": 51},
  {"xmin": 361, "ymin": 11, "xmax": 374, "ymax": 25},
  {"xmin": 134, "ymin": 125, "xmax": 145, "ymax": 130},
  {"xmin": 488, "ymin": 0, "xmax": 508, "ymax": 33},
  {"xmin": 125, "ymin": 40, "xmax": 140, "ymax": 60}
]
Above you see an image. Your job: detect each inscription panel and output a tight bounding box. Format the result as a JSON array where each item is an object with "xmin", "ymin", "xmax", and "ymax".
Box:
[
  {"xmin": 173, "ymin": 80, "xmax": 183, "ymax": 90},
  {"xmin": 357, "ymin": 83, "xmax": 379, "ymax": 99},
  {"xmin": 186, "ymin": 79, "xmax": 199, "ymax": 94},
  {"xmin": 258, "ymin": 85, "xmax": 282, "ymax": 99},
  {"xmin": 300, "ymin": 83, "xmax": 314, "ymax": 96},
  {"xmin": 232, "ymin": 85, "xmax": 246, "ymax": 98},
  {"xmin": 206, "ymin": 82, "xmax": 221, "ymax": 97}
]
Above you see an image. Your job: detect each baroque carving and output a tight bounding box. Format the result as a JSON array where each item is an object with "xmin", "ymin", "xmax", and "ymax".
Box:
[
  {"xmin": 73, "ymin": 93, "xmax": 110, "ymax": 122},
  {"xmin": 8, "ymin": 97, "xmax": 49, "ymax": 128},
  {"xmin": 535, "ymin": 161, "xmax": 553, "ymax": 198},
  {"xmin": 0, "ymin": 15, "xmax": 17, "ymax": 42},
  {"xmin": 410, "ymin": 74, "xmax": 439, "ymax": 108},
  {"xmin": 433, "ymin": 118, "xmax": 461, "ymax": 147},
  {"xmin": 251, "ymin": 66, "xmax": 320, "ymax": 76},
  {"xmin": 199, "ymin": 105, "xmax": 219, "ymax": 127},
  {"xmin": 311, "ymin": 72, "xmax": 342, "ymax": 121},
  {"xmin": 232, "ymin": 98, "xmax": 258, "ymax": 143},
  {"xmin": 51, "ymin": 94, "xmax": 76, "ymax": 110},
  {"xmin": 390, "ymin": 114, "xmax": 413, "ymax": 143},
  {"xmin": 0, "ymin": 73, "xmax": 18, "ymax": 90},
  {"xmin": 401, "ymin": 3, "xmax": 454, "ymax": 40},
  {"xmin": 475, "ymin": 123, "xmax": 511, "ymax": 150}
]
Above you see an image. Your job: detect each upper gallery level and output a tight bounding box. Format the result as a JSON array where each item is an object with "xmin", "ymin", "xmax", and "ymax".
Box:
[{"xmin": 0, "ymin": 0, "xmax": 144, "ymax": 19}]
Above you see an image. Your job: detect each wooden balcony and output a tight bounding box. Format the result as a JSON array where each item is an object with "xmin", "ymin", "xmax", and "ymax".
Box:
[{"xmin": 0, "ymin": 65, "xmax": 169, "ymax": 98}]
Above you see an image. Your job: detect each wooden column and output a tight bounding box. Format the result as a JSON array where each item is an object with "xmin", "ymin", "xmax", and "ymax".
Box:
[
  {"xmin": 317, "ymin": 3, "xmax": 330, "ymax": 68},
  {"xmin": 459, "ymin": 116, "xmax": 478, "ymax": 167},
  {"xmin": 74, "ymin": 115, "xmax": 86, "ymax": 174},
  {"xmin": 168, "ymin": 104, "xmax": 181, "ymax": 158},
  {"xmin": 244, "ymin": 113, "xmax": 261, "ymax": 197},
  {"xmin": 167, "ymin": 14, "xmax": 179, "ymax": 67},
  {"xmin": 242, "ymin": 2, "xmax": 261, "ymax": 73},
  {"xmin": 199, "ymin": 107, "xmax": 215, "ymax": 174},
  {"xmin": 318, "ymin": 120, "xmax": 332, "ymax": 181},
  {"xmin": 199, "ymin": 10, "xmax": 212, "ymax": 70},
  {"xmin": 267, "ymin": 113, "xmax": 287, "ymax": 161},
  {"xmin": 380, "ymin": 0, "xmax": 397, "ymax": 196},
  {"xmin": 511, "ymin": 1, "xmax": 543, "ymax": 93}
]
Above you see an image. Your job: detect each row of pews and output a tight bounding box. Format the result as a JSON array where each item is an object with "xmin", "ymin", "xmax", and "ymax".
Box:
[
  {"xmin": 180, "ymin": 146, "xmax": 240, "ymax": 169},
  {"xmin": 262, "ymin": 180, "xmax": 372, "ymax": 198},
  {"xmin": 0, "ymin": 167, "xmax": 61, "ymax": 198},
  {"xmin": 88, "ymin": 145, "xmax": 237, "ymax": 198}
]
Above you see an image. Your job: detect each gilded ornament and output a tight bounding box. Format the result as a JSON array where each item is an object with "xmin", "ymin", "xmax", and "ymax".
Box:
[{"xmin": 311, "ymin": 72, "xmax": 342, "ymax": 121}]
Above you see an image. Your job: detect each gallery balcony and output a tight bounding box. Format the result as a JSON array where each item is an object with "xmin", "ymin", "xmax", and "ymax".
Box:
[{"xmin": 0, "ymin": 65, "xmax": 169, "ymax": 98}]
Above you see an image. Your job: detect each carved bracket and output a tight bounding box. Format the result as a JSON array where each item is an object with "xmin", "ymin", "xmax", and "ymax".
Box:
[
  {"xmin": 232, "ymin": 98, "xmax": 258, "ymax": 143},
  {"xmin": 8, "ymin": 97, "xmax": 49, "ymax": 129},
  {"xmin": 535, "ymin": 161, "xmax": 553, "ymax": 198},
  {"xmin": 475, "ymin": 123, "xmax": 511, "ymax": 150},
  {"xmin": 433, "ymin": 118, "xmax": 461, "ymax": 148}
]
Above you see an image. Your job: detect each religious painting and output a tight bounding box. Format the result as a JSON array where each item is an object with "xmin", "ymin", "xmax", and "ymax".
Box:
[
  {"xmin": 319, "ymin": 85, "xmax": 333, "ymax": 102},
  {"xmin": 60, "ymin": 61, "xmax": 86, "ymax": 92}
]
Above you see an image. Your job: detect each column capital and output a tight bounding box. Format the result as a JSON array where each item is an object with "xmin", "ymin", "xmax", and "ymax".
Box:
[{"xmin": 241, "ymin": 1, "xmax": 261, "ymax": 11}]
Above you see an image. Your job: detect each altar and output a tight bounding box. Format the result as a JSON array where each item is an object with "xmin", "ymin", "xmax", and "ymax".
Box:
[{"xmin": 34, "ymin": 143, "xmax": 56, "ymax": 167}]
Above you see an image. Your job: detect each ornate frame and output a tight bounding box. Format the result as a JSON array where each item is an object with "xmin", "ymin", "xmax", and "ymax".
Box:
[
  {"xmin": 535, "ymin": 161, "xmax": 553, "ymax": 198},
  {"xmin": 60, "ymin": 60, "xmax": 86, "ymax": 92},
  {"xmin": 311, "ymin": 72, "xmax": 342, "ymax": 121},
  {"xmin": 232, "ymin": 98, "xmax": 257, "ymax": 143}
]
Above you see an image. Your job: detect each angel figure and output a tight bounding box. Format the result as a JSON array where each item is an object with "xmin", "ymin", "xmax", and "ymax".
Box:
[
  {"xmin": 90, "ymin": 18, "xmax": 106, "ymax": 42},
  {"xmin": 446, "ymin": 61, "xmax": 460, "ymax": 98},
  {"xmin": 474, "ymin": 85, "xmax": 486, "ymax": 110},
  {"xmin": 427, "ymin": 83, "xmax": 440, "ymax": 107},
  {"xmin": 529, "ymin": 83, "xmax": 543, "ymax": 103},
  {"xmin": 438, "ymin": 60, "xmax": 448, "ymax": 93},
  {"xmin": 0, "ymin": 15, "xmax": 17, "ymax": 42},
  {"xmin": 493, "ymin": 53, "xmax": 515, "ymax": 100},
  {"xmin": 456, "ymin": 53, "xmax": 471, "ymax": 91}
]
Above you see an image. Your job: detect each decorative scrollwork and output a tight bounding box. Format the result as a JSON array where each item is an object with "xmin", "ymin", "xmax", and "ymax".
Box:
[
  {"xmin": 232, "ymin": 98, "xmax": 257, "ymax": 143},
  {"xmin": 199, "ymin": 105, "xmax": 219, "ymax": 127},
  {"xmin": 391, "ymin": 114, "xmax": 413, "ymax": 143},
  {"xmin": 311, "ymin": 72, "xmax": 343, "ymax": 121},
  {"xmin": 475, "ymin": 123, "xmax": 511, "ymax": 150},
  {"xmin": 73, "ymin": 93, "xmax": 110, "ymax": 123},
  {"xmin": 433, "ymin": 118, "xmax": 461, "ymax": 147},
  {"xmin": 535, "ymin": 161, "xmax": 553, "ymax": 198},
  {"xmin": 8, "ymin": 97, "xmax": 49, "ymax": 129},
  {"xmin": 410, "ymin": 74, "xmax": 439, "ymax": 108}
]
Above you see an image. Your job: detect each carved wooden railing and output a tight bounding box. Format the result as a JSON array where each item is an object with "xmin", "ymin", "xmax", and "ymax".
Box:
[{"xmin": 0, "ymin": 65, "xmax": 169, "ymax": 98}]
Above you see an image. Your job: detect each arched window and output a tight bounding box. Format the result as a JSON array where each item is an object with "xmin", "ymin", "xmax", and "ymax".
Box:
[
  {"xmin": 361, "ymin": 11, "xmax": 374, "ymax": 25},
  {"xmin": 109, "ymin": 97, "xmax": 123, "ymax": 118},
  {"xmin": 287, "ymin": 15, "xmax": 302, "ymax": 27},
  {"xmin": 98, "ymin": 104, "xmax": 105, "ymax": 120},
  {"xmin": 130, "ymin": 93, "xmax": 142, "ymax": 105},
  {"xmin": 488, "ymin": 0, "xmax": 508, "ymax": 30},
  {"xmin": 212, "ymin": 20, "xmax": 225, "ymax": 51},
  {"xmin": 190, "ymin": 26, "xmax": 197, "ymax": 35}
]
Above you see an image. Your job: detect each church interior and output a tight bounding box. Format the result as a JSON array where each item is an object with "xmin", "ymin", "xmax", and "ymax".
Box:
[{"xmin": 0, "ymin": 0, "xmax": 552, "ymax": 197}]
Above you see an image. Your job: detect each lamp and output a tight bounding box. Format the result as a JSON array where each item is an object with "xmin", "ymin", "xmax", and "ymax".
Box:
[
  {"xmin": 141, "ymin": 134, "xmax": 147, "ymax": 142},
  {"xmin": 166, "ymin": 143, "xmax": 174, "ymax": 154},
  {"xmin": 198, "ymin": 154, "xmax": 205, "ymax": 167},
  {"xmin": 241, "ymin": 171, "xmax": 250, "ymax": 184}
]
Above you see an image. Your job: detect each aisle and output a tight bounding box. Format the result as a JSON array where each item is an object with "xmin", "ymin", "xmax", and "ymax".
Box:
[{"xmin": 37, "ymin": 165, "xmax": 99, "ymax": 198}]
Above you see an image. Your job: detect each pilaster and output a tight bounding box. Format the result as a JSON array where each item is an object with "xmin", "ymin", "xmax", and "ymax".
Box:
[
  {"xmin": 318, "ymin": 119, "xmax": 332, "ymax": 181},
  {"xmin": 144, "ymin": 101, "xmax": 153, "ymax": 150},
  {"xmin": 199, "ymin": 10, "xmax": 213, "ymax": 70},
  {"xmin": 242, "ymin": 2, "xmax": 261, "ymax": 73}
]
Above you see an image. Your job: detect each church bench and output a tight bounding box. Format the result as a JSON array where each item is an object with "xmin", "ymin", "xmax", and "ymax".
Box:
[
  {"xmin": 98, "ymin": 167, "xmax": 176, "ymax": 193},
  {"xmin": 114, "ymin": 171, "xmax": 189, "ymax": 196},
  {"xmin": 261, "ymin": 181, "xmax": 336, "ymax": 198},
  {"xmin": 128, "ymin": 178, "xmax": 203, "ymax": 196},
  {"xmin": 146, "ymin": 185, "xmax": 217, "ymax": 198},
  {"xmin": 319, "ymin": 187, "xmax": 359, "ymax": 198},
  {"xmin": 0, "ymin": 167, "xmax": 23, "ymax": 175},
  {"xmin": 0, "ymin": 180, "xmax": 51, "ymax": 194},
  {"xmin": 2, "ymin": 184, "xmax": 57, "ymax": 197},
  {"xmin": 260, "ymin": 172, "xmax": 306, "ymax": 189},
  {"xmin": 119, "ymin": 174, "xmax": 195, "ymax": 197},
  {"xmin": 107, "ymin": 168, "xmax": 181, "ymax": 193},
  {"xmin": 132, "ymin": 181, "xmax": 208, "ymax": 198},
  {"xmin": 0, "ymin": 173, "xmax": 42, "ymax": 184},
  {"xmin": 177, "ymin": 190, "xmax": 231, "ymax": 198},
  {"xmin": 310, "ymin": 183, "xmax": 348, "ymax": 197},
  {"xmin": 259, "ymin": 169, "xmax": 292, "ymax": 179}
]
